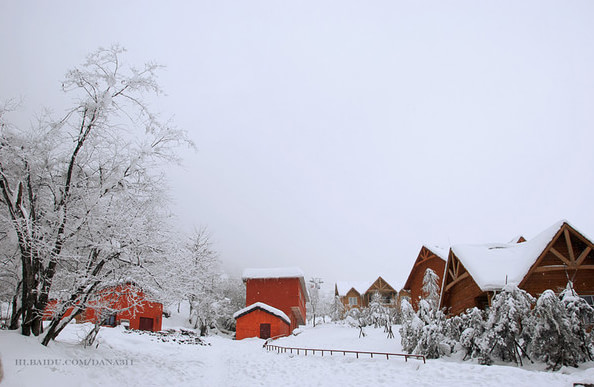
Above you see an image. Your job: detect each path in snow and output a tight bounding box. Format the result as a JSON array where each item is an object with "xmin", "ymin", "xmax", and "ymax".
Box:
[{"xmin": 1, "ymin": 323, "xmax": 594, "ymax": 386}]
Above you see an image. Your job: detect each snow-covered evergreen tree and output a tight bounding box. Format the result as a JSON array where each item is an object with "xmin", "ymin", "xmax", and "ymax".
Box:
[
  {"xmin": 459, "ymin": 307, "xmax": 486, "ymax": 360},
  {"xmin": 367, "ymin": 292, "xmax": 389, "ymax": 328},
  {"xmin": 330, "ymin": 295, "xmax": 345, "ymax": 322},
  {"xmin": 529, "ymin": 289, "xmax": 585, "ymax": 370},
  {"xmin": 413, "ymin": 301, "xmax": 448, "ymax": 358},
  {"xmin": 559, "ymin": 283, "xmax": 594, "ymax": 363},
  {"xmin": 479, "ymin": 285, "xmax": 534, "ymax": 365},
  {"xmin": 421, "ymin": 268, "xmax": 441, "ymax": 310},
  {"xmin": 399, "ymin": 298, "xmax": 423, "ymax": 353}
]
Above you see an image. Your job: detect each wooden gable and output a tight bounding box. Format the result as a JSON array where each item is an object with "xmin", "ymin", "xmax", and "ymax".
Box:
[
  {"xmin": 367, "ymin": 276, "xmax": 396, "ymax": 294},
  {"xmin": 439, "ymin": 250, "xmax": 486, "ymax": 315},
  {"xmin": 403, "ymin": 246, "xmax": 445, "ymax": 290},
  {"xmin": 520, "ymin": 222, "xmax": 594, "ymax": 295},
  {"xmin": 403, "ymin": 246, "xmax": 447, "ymax": 310},
  {"xmin": 441, "ymin": 222, "xmax": 594, "ymax": 315}
]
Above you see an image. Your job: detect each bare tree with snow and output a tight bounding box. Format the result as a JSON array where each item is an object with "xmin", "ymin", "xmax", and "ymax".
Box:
[{"xmin": 0, "ymin": 46, "xmax": 192, "ymax": 344}]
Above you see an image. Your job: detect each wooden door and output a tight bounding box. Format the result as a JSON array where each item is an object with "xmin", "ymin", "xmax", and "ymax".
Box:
[
  {"xmin": 139, "ymin": 317, "xmax": 154, "ymax": 331},
  {"xmin": 259, "ymin": 323, "xmax": 271, "ymax": 339}
]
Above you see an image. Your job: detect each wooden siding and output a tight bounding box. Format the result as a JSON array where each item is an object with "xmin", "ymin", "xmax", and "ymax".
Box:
[
  {"xmin": 338, "ymin": 288, "xmax": 363, "ymax": 310},
  {"xmin": 403, "ymin": 246, "xmax": 446, "ymax": 310},
  {"xmin": 441, "ymin": 222, "xmax": 594, "ymax": 315},
  {"xmin": 245, "ymin": 277, "xmax": 307, "ymax": 331},
  {"xmin": 235, "ymin": 309, "xmax": 290, "ymax": 340},
  {"xmin": 440, "ymin": 252, "xmax": 486, "ymax": 315}
]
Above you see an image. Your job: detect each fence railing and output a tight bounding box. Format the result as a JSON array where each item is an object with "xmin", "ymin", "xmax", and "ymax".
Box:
[{"xmin": 264, "ymin": 344, "xmax": 426, "ymax": 363}]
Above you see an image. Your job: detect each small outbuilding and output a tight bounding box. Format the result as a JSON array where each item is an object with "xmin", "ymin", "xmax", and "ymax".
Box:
[
  {"xmin": 235, "ymin": 267, "xmax": 308, "ymax": 340},
  {"xmin": 233, "ymin": 302, "xmax": 290, "ymax": 340},
  {"xmin": 44, "ymin": 282, "xmax": 163, "ymax": 332}
]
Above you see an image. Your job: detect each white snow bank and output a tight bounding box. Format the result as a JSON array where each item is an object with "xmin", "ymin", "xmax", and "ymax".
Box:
[
  {"xmin": 233, "ymin": 302, "xmax": 291, "ymax": 324},
  {"xmin": 1, "ymin": 322, "xmax": 593, "ymax": 386}
]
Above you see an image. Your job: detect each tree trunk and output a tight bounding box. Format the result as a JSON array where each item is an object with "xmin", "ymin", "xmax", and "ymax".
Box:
[
  {"xmin": 9, "ymin": 288, "xmax": 21, "ymax": 330},
  {"xmin": 41, "ymin": 307, "xmax": 83, "ymax": 346}
]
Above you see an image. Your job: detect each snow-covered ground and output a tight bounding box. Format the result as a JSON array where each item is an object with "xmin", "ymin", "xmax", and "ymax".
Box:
[{"xmin": 1, "ymin": 321, "xmax": 594, "ymax": 386}]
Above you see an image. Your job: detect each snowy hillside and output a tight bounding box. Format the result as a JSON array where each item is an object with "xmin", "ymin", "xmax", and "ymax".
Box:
[{"xmin": 2, "ymin": 319, "xmax": 594, "ymax": 386}]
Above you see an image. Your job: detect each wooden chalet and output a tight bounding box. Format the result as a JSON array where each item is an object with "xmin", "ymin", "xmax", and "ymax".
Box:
[
  {"xmin": 440, "ymin": 221, "xmax": 594, "ymax": 315},
  {"xmin": 235, "ymin": 267, "xmax": 309, "ymax": 340},
  {"xmin": 335, "ymin": 277, "xmax": 401, "ymax": 309},
  {"xmin": 402, "ymin": 245, "xmax": 448, "ymax": 310}
]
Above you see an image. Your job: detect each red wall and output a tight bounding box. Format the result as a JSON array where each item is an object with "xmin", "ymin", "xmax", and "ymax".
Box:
[
  {"xmin": 42, "ymin": 300, "xmax": 76, "ymax": 321},
  {"xmin": 245, "ymin": 278, "xmax": 306, "ymax": 331},
  {"xmin": 52, "ymin": 283, "xmax": 163, "ymax": 331},
  {"xmin": 235, "ymin": 309, "xmax": 290, "ymax": 340}
]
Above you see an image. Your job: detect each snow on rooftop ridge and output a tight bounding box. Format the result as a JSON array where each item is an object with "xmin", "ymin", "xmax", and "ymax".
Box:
[
  {"xmin": 452, "ymin": 220, "xmax": 566, "ymax": 291},
  {"xmin": 422, "ymin": 244, "xmax": 449, "ymax": 260},
  {"xmin": 242, "ymin": 267, "xmax": 305, "ymax": 280},
  {"xmin": 335, "ymin": 281, "xmax": 372, "ymax": 296},
  {"xmin": 232, "ymin": 302, "xmax": 290, "ymax": 324}
]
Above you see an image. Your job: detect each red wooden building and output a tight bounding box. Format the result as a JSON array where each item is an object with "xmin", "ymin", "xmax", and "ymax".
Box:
[
  {"xmin": 402, "ymin": 245, "xmax": 448, "ymax": 310},
  {"xmin": 44, "ymin": 282, "xmax": 163, "ymax": 332},
  {"xmin": 440, "ymin": 221, "xmax": 594, "ymax": 315},
  {"xmin": 235, "ymin": 267, "xmax": 308, "ymax": 340}
]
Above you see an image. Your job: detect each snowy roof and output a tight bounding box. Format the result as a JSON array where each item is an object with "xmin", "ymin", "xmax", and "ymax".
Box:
[
  {"xmin": 335, "ymin": 281, "xmax": 372, "ymax": 296},
  {"xmin": 242, "ymin": 267, "xmax": 305, "ymax": 280},
  {"xmin": 233, "ymin": 302, "xmax": 291, "ymax": 324},
  {"xmin": 451, "ymin": 220, "xmax": 568, "ymax": 291},
  {"xmin": 335, "ymin": 276, "xmax": 401, "ymax": 296},
  {"xmin": 507, "ymin": 235, "xmax": 526, "ymax": 244},
  {"xmin": 423, "ymin": 245, "xmax": 449, "ymax": 261}
]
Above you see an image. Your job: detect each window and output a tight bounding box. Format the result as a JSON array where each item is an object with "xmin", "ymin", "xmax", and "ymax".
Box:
[{"xmin": 348, "ymin": 297, "xmax": 358, "ymax": 306}]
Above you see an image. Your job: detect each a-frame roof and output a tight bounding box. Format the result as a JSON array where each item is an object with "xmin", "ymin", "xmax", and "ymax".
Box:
[
  {"xmin": 366, "ymin": 276, "xmax": 397, "ymax": 293},
  {"xmin": 336, "ymin": 276, "xmax": 399, "ymax": 297},
  {"xmin": 403, "ymin": 245, "xmax": 448, "ymax": 290},
  {"xmin": 233, "ymin": 302, "xmax": 291, "ymax": 324},
  {"xmin": 448, "ymin": 220, "xmax": 594, "ymax": 291}
]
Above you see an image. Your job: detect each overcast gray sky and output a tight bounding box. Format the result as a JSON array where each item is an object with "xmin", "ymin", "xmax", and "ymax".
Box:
[{"xmin": 2, "ymin": 1, "xmax": 594, "ymax": 289}]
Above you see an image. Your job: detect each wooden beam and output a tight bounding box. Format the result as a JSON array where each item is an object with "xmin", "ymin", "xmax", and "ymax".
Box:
[
  {"xmin": 445, "ymin": 272, "xmax": 469, "ymax": 292},
  {"xmin": 534, "ymin": 264, "xmax": 594, "ymax": 273},
  {"xmin": 533, "ymin": 265, "xmax": 569, "ymax": 273},
  {"xmin": 550, "ymin": 247, "xmax": 572, "ymax": 266},
  {"xmin": 448, "ymin": 268, "xmax": 456, "ymax": 281},
  {"xmin": 564, "ymin": 229, "xmax": 575, "ymax": 262},
  {"xmin": 575, "ymin": 246, "xmax": 592, "ymax": 267}
]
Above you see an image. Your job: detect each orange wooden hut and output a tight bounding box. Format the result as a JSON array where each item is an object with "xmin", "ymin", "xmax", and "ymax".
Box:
[
  {"xmin": 440, "ymin": 220, "xmax": 594, "ymax": 315},
  {"xmin": 44, "ymin": 282, "xmax": 163, "ymax": 332},
  {"xmin": 234, "ymin": 302, "xmax": 290, "ymax": 340},
  {"xmin": 234, "ymin": 267, "xmax": 309, "ymax": 340}
]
